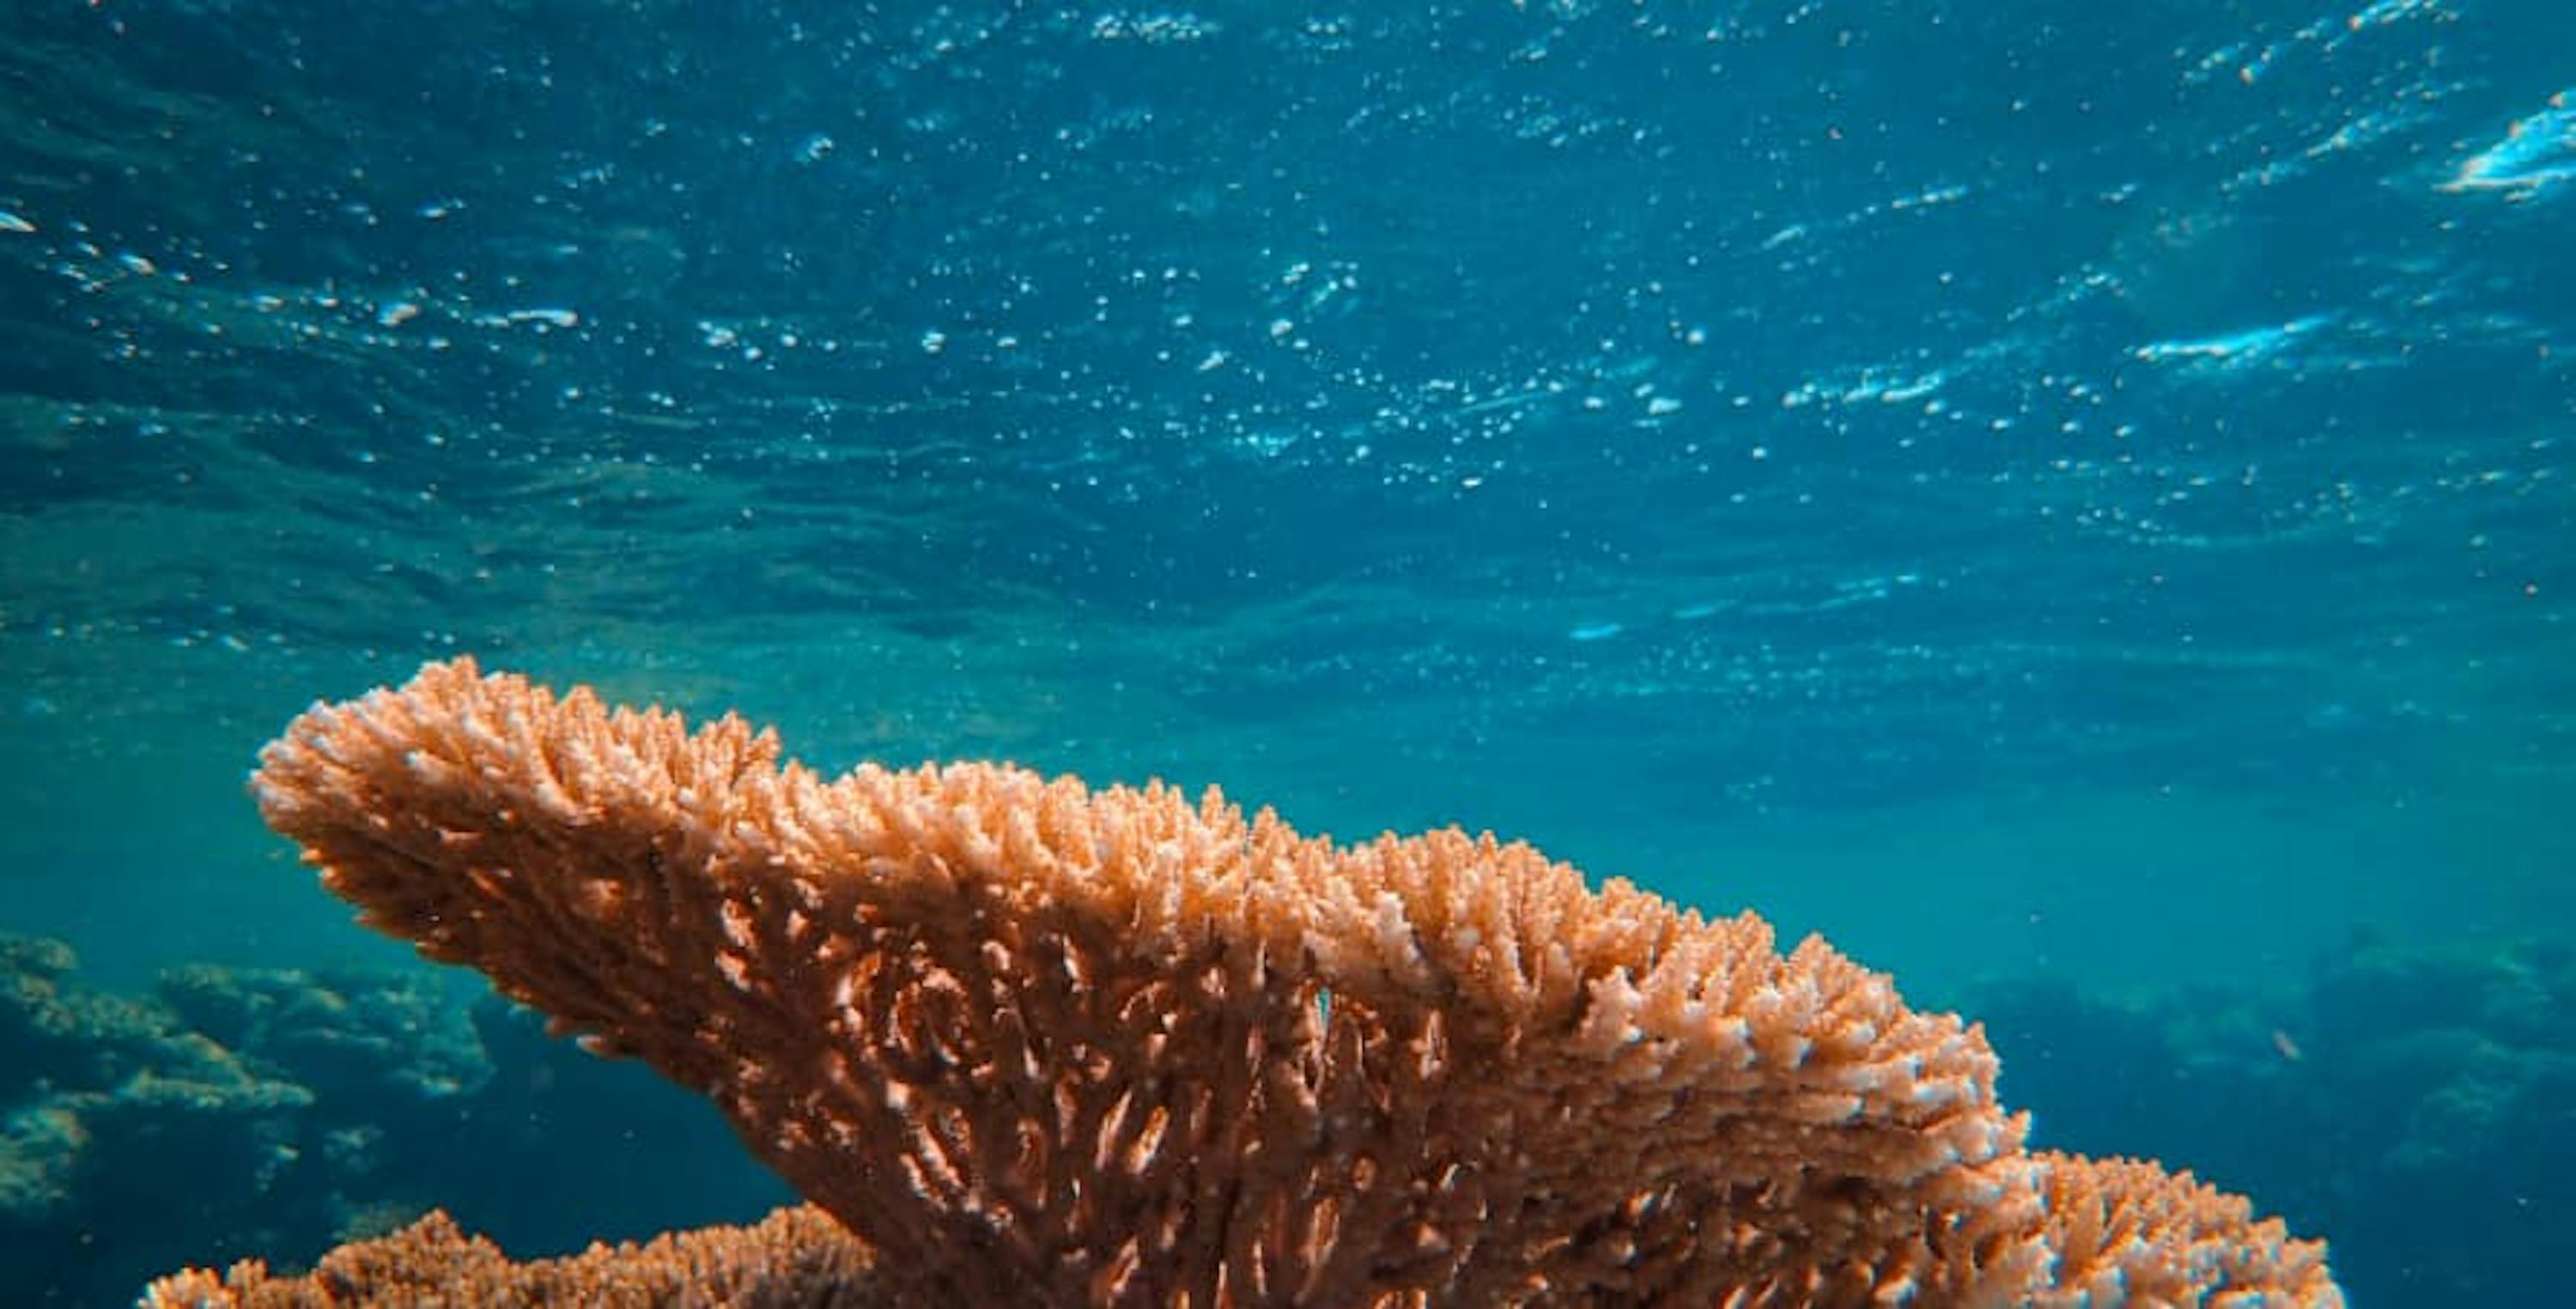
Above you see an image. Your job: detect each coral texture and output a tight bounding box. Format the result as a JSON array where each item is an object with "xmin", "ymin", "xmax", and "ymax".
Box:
[
  {"xmin": 144, "ymin": 1203, "xmax": 875, "ymax": 1306},
  {"xmin": 167, "ymin": 658, "xmax": 2340, "ymax": 1306}
]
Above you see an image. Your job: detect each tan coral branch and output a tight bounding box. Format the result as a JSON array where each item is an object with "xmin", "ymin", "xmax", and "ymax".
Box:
[
  {"xmin": 143, "ymin": 1203, "xmax": 875, "ymax": 1307},
  {"xmin": 213, "ymin": 658, "xmax": 2339, "ymax": 1307}
]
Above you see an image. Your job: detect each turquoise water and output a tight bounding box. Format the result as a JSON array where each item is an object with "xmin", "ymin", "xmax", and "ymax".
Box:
[{"xmin": 3, "ymin": 1, "xmax": 2571, "ymax": 1303}]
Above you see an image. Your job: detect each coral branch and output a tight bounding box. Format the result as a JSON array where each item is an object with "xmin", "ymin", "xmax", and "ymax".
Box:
[{"xmin": 144, "ymin": 1204, "xmax": 873, "ymax": 1306}]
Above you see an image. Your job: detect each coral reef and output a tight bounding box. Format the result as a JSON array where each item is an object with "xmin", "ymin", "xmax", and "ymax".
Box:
[
  {"xmin": 3, "ymin": 932, "xmax": 323, "ymax": 1303},
  {"xmin": 0, "ymin": 933, "xmax": 784, "ymax": 1306},
  {"xmin": 1979, "ymin": 932, "xmax": 2576, "ymax": 1306}
]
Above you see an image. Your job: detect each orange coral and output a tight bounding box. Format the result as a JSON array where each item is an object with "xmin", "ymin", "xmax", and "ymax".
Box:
[
  {"xmin": 172, "ymin": 658, "xmax": 2339, "ymax": 1306},
  {"xmin": 143, "ymin": 1203, "xmax": 875, "ymax": 1306},
  {"xmin": 2019, "ymin": 1153, "xmax": 2339, "ymax": 1309}
]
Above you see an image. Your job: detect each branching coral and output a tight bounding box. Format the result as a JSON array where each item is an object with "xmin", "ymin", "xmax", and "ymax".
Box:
[
  {"xmin": 149, "ymin": 659, "xmax": 2341, "ymax": 1306},
  {"xmin": 146, "ymin": 1203, "xmax": 875, "ymax": 1306}
]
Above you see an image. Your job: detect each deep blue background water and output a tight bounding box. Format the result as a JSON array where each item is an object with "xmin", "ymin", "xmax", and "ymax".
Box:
[{"xmin": 3, "ymin": 0, "xmax": 2571, "ymax": 1303}]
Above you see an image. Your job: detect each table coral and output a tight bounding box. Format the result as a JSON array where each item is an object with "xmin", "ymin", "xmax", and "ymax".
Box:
[{"xmin": 153, "ymin": 659, "xmax": 2342, "ymax": 1307}]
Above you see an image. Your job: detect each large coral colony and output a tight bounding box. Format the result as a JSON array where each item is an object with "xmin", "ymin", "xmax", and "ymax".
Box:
[{"xmin": 148, "ymin": 658, "xmax": 2342, "ymax": 1306}]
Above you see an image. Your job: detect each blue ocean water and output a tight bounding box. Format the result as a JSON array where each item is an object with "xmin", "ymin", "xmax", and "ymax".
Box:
[{"xmin": 1, "ymin": 0, "xmax": 2569, "ymax": 1303}]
